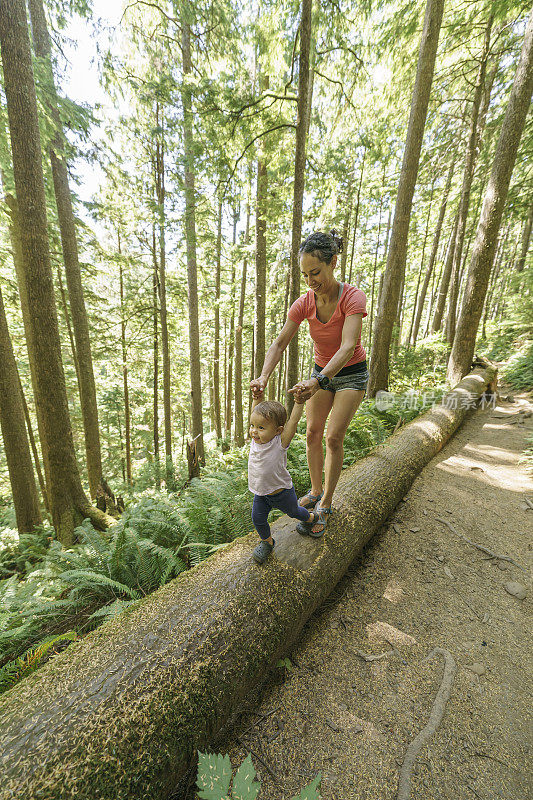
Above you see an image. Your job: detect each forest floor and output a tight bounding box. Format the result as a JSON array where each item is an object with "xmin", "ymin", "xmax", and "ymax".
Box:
[{"xmin": 200, "ymin": 387, "xmax": 532, "ymax": 800}]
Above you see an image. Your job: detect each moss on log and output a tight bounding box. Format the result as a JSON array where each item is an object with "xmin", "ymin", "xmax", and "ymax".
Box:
[{"xmin": 0, "ymin": 366, "xmax": 496, "ymax": 800}]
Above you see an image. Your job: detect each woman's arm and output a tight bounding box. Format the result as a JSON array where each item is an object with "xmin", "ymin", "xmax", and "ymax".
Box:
[
  {"xmin": 288, "ymin": 314, "xmax": 364, "ymax": 401},
  {"xmin": 250, "ymin": 317, "xmax": 300, "ymax": 398}
]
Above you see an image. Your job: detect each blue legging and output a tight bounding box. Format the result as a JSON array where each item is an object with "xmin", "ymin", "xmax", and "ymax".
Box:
[{"xmin": 252, "ymin": 487, "xmax": 310, "ymax": 540}]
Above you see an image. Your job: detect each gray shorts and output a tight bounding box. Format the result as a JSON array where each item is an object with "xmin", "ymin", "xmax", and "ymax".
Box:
[{"xmin": 311, "ymin": 366, "xmax": 369, "ymax": 393}]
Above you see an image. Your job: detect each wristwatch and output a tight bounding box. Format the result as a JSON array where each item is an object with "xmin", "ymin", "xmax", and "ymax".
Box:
[{"xmin": 315, "ymin": 373, "xmax": 330, "ymax": 390}]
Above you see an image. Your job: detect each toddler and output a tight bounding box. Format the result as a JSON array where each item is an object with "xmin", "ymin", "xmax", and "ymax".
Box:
[{"xmin": 248, "ymin": 398, "xmax": 318, "ymax": 563}]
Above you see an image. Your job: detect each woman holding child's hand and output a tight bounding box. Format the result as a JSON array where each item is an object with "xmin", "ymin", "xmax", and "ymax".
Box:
[{"xmin": 250, "ymin": 230, "xmax": 368, "ymax": 537}]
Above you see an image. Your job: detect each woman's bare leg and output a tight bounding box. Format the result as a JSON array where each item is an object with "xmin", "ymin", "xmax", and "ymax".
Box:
[
  {"xmin": 320, "ymin": 389, "xmax": 365, "ymax": 509},
  {"xmin": 305, "ymin": 388, "xmax": 334, "ymax": 496}
]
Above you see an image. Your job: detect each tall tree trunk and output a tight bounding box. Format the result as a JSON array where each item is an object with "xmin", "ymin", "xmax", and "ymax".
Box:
[
  {"xmin": 407, "ymin": 175, "xmax": 436, "ymax": 346},
  {"xmin": 3, "ymin": 187, "xmax": 50, "ymax": 509},
  {"xmin": 254, "ymin": 78, "xmax": 268, "ymax": 389},
  {"xmin": 339, "ymin": 178, "xmax": 353, "ymax": 282},
  {"xmin": 4, "ymin": 190, "xmax": 52, "ymax": 503},
  {"xmin": 213, "ymin": 199, "xmax": 223, "ymax": 441},
  {"xmin": 515, "ymin": 201, "xmax": 533, "ymax": 273},
  {"xmin": 152, "ymin": 227, "xmax": 160, "ymax": 488},
  {"xmin": 411, "ymin": 156, "xmax": 456, "ymax": 345},
  {"xmin": 368, "ymin": 186, "xmax": 384, "ymax": 350},
  {"xmin": 287, "ymin": 0, "xmax": 312, "ymax": 405},
  {"xmin": 432, "ymin": 205, "xmax": 461, "ymax": 333},
  {"xmin": 27, "ymin": 0, "xmax": 102, "ymax": 500},
  {"xmin": 0, "ymin": 286, "xmax": 42, "ymax": 532},
  {"xmin": 0, "ymin": 0, "xmax": 112, "ymax": 543},
  {"xmin": 118, "ymin": 235, "xmax": 132, "ymax": 487},
  {"xmin": 445, "ymin": 15, "xmax": 493, "ymax": 347},
  {"xmin": 348, "ymin": 149, "xmax": 366, "ymax": 285},
  {"xmin": 481, "ymin": 224, "xmax": 509, "ymax": 336},
  {"xmin": 448, "ymin": 10, "xmax": 533, "ymax": 384},
  {"xmin": 368, "ymin": 0, "xmax": 444, "ymax": 396},
  {"xmin": 153, "ymin": 106, "xmax": 173, "ymax": 486},
  {"xmin": 225, "ymin": 207, "xmax": 237, "ymax": 437},
  {"xmin": 234, "ymin": 203, "xmax": 250, "ymax": 447},
  {"xmin": 180, "ymin": 7, "xmax": 204, "ymax": 462}
]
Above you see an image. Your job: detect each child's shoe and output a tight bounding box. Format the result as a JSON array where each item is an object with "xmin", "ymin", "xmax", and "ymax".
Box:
[{"xmin": 252, "ymin": 538, "xmax": 275, "ymax": 564}]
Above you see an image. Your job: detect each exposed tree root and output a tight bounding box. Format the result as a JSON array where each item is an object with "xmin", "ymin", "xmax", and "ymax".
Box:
[
  {"xmin": 397, "ymin": 647, "xmax": 456, "ymax": 800},
  {"xmin": 435, "ymin": 516, "xmax": 526, "ymax": 571}
]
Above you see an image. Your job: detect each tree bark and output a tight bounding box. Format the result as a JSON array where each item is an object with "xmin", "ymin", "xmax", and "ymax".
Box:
[
  {"xmin": 0, "ymin": 0, "xmax": 113, "ymax": 543},
  {"xmin": 0, "ymin": 363, "xmax": 496, "ymax": 799},
  {"xmin": 445, "ymin": 15, "xmax": 493, "ymax": 347},
  {"xmin": 348, "ymin": 149, "xmax": 365, "ymax": 285},
  {"xmin": 0, "ymin": 286, "xmax": 42, "ymax": 532},
  {"xmin": 27, "ymin": 0, "xmax": 102, "ymax": 501},
  {"xmin": 180, "ymin": 8, "xmax": 204, "ymax": 463},
  {"xmin": 515, "ymin": 201, "xmax": 533, "ymax": 273},
  {"xmin": 254, "ymin": 80, "xmax": 268, "ymax": 392},
  {"xmin": 407, "ymin": 174, "xmax": 436, "ymax": 346},
  {"xmin": 368, "ymin": 0, "xmax": 444, "ymax": 396},
  {"xmin": 287, "ymin": 0, "xmax": 312, "ymax": 406},
  {"xmin": 118, "ymin": 238, "xmax": 132, "ymax": 487},
  {"xmin": 233, "ymin": 203, "xmax": 250, "ymax": 447},
  {"xmin": 225, "ymin": 208, "xmax": 238, "ymax": 438},
  {"xmin": 448, "ymin": 10, "xmax": 533, "ymax": 384},
  {"xmin": 432, "ymin": 204, "xmax": 460, "ymax": 333},
  {"xmin": 152, "ymin": 227, "xmax": 160, "ymax": 487},
  {"xmin": 213, "ymin": 199, "xmax": 223, "ymax": 441},
  {"xmin": 411, "ymin": 156, "xmax": 456, "ymax": 345},
  {"xmin": 153, "ymin": 105, "xmax": 173, "ymax": 487}
]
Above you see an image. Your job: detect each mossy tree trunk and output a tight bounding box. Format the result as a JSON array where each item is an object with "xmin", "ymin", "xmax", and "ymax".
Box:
[
  {"xmin": 368, "ymin": 0, "xmax": 444, "ymax": 396},
  {"xmin": 0, "ymin": 363, "xmax": 496, "ymax": 800},
  {"xmin": 0, "ymin": 0, "xmax": 114, "ymax": 544},
  {"xmin": 27, "ymin": 0, "xmax": 103, "ymax": 501},
  {"xmin": 213, "ymin": 199, "xmax": 223, "ymax": 441},
  {"xmin": 0, "ymin": 286, "xmax": 42, "ymax": 532},
  {"xmin": 287, "ymin": 0, "xmax": 312, "ymax": 405},
  {"xmin": 445, "ymin": 14, "xmax": 493, "ymax": 347},
  {"xmin": 234, "ymin": 201, "xmax": 250, "ymax": 446},
  {"xmin": 411, "ymin": 155, "xmax": 456, "ymax": 346},
  {"xmin": 180, "ymin": 5, "xmax": 204, "ymax": 463},
  {"xmin": 448, "ymin": 10, "xmax": 533, "ymax": 385}
]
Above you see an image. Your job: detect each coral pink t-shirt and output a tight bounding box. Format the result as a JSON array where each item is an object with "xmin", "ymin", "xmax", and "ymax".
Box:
[{"xmin": 288, "ymin": 283, "xmax": 367, "ymax": 368}]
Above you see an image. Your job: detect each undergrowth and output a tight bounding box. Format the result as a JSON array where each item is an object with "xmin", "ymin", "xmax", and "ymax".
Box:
[{"xmin": 0, "ymin": 374, "xmax": 445, "ymax": 692}]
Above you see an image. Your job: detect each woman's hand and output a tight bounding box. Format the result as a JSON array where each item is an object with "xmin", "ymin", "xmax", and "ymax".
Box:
[
  {"xmin": 288, "ymin": 377, "xmax": 319, "ymax": 402},
  {"xmin": 250, "ymin": 376, "xmax": 267, "ymax": 400}
]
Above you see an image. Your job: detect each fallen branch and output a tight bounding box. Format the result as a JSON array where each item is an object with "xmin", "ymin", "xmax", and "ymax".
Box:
[
  {"xmin": 435, "ymin": 517, "xmax": 526, "ymax": 572},
  {"xmin": 397, "ymin": 648, "xmax": 456, "ymax": 800}
]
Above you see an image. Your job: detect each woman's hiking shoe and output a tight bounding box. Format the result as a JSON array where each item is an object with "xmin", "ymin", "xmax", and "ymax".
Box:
[
  {"xmin": 309, "ymin": 506, "xmax": 332, "ymax": 538},
  {"xmin": 296, "ymin": 510, "xmax": 318, "ymax": 536},
  {"xmin": 298, "ymin": 490, "xmax": 323, "ymax": 509},
  {"xmin": 253, "ymin": 538, "xmax": 275, "ymax": 564}
]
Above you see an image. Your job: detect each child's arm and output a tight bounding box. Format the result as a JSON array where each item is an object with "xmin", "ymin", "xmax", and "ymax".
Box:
[{"xmin": 281, "ymin": 400, "xmax": 305, "ymax": 448}]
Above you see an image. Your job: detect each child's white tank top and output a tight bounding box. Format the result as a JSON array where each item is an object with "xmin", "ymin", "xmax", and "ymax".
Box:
[{"xmin": 248, "ymin": 434, "xmax": 293, "ymax": 496}]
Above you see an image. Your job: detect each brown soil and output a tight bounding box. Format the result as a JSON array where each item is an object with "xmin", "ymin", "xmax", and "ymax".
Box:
[{"xmin": 201, "ymin": 390, "xmax": 532, "ymax": 800}]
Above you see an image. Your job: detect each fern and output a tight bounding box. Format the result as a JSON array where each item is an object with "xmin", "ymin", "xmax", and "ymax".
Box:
[
  {"xmin": 0, "ymin": 631, "xmax": 77, "ymax": 694},
  {"xmin": 196, "ymin": 752, "xmax": 321, "ymax": 800}
]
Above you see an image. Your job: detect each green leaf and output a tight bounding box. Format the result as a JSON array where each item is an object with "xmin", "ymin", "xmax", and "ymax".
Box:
[
  {"xmin": 196, "ymin": 751, "xmax": 232, "ymax": 800},
  {"xmin": 290, "ymin": 773, "xmax": 322, "ymax": 800},
  {"xmin": 231, "ymin": 754, "xmax": 260, "ymax": 800}
]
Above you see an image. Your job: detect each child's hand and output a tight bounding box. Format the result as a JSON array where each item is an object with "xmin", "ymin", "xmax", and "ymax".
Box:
[{"xmin": 250, "ymin": 377, "xmax": 266, "ymax": 399}]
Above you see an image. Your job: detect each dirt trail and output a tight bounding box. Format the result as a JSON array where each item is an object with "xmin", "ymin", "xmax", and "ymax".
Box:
[{"xmin": 207, "ymin": 391, "xmax": 532, "ymax": 800}]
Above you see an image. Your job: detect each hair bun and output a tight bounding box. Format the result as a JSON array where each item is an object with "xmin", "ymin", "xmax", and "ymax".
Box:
[{"xmin": 329, "ymin": 229, "xmax": 344, "ymax": 254}]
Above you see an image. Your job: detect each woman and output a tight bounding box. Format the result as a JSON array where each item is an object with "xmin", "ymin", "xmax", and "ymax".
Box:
[{"xmin": 250, "ymin": 230, "xmax": 368, "ymax": 536}]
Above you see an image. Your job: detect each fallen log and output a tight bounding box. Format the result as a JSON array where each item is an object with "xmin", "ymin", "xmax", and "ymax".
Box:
[{"xmin": 0, "ymin": 365, "xmax": 496, "ymax": 800}]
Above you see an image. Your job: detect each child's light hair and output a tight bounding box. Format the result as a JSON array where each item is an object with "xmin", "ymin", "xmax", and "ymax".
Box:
[{"xmin": 253, "ymin": 400, "xmax": 287, "ymax": 427}]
